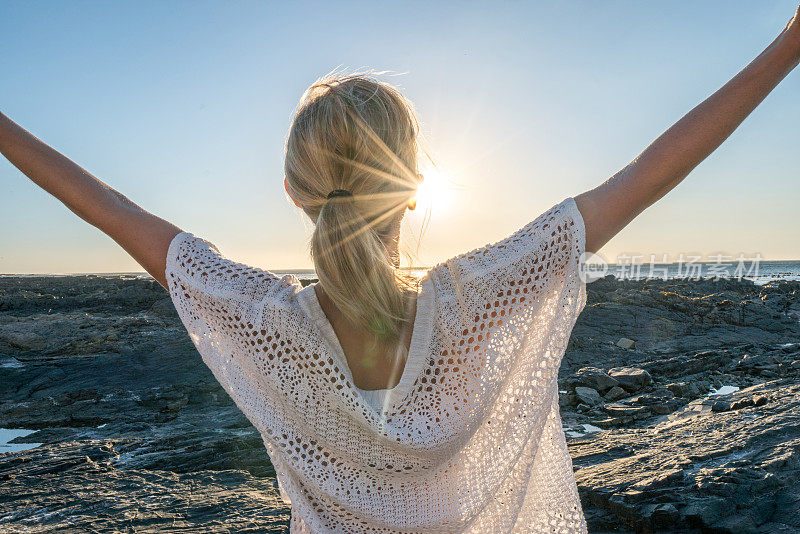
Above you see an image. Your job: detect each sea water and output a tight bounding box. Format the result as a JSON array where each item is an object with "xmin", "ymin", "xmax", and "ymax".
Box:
[
  {"xmin": 279, "ymin": 261, "xmax": 800, "ymax": 284},
  {"xmin": 4, "ymin": 260, "xmax": 799, "ymax": 284},
  {"xmin": 0, "ymin": 428, "xmax": 42, "ymax": 454}
]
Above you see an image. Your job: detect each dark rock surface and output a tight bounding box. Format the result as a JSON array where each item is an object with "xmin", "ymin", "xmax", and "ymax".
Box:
[{"xmin": 0, "ymin": 274, "xmax": 798, "ymax": 532}]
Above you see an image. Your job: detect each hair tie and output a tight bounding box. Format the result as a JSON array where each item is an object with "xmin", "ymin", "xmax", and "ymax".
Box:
[{"xmin": 327, "ymin": 189, "xmax": 353, "ymax": 199}]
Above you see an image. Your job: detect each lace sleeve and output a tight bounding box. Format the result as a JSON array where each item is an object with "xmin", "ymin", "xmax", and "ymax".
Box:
[
  {"xmin": 164, "ymin": 231, "xmax": 297, "ymax": 374},
  {"xmin": 432, "ymin": 197, "xmax": 587, "ymax": 374}
]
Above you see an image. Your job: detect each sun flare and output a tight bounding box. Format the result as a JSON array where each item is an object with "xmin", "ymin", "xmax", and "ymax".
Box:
[{"xmin": 414, "ymin": 161, "xmax": 454, "ymax": 212}]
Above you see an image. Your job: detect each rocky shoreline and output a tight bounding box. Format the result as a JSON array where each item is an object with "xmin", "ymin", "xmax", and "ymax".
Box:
[{"xmin": 0, "ymin": 275, "xmax": 798, "ymax": 532}]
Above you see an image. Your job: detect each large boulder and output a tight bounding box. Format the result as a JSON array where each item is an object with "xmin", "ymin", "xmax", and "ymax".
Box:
[
  {"xmin": 572, "ymin": 367, "xmax": 619, "ymax": 393},
  {"xmin": 608, "ymin": 367, "xmax": 653, "ymax": 392},
  {"xmin": 575, "ymin": 386, "xmax": 602, "ymax": 406}
]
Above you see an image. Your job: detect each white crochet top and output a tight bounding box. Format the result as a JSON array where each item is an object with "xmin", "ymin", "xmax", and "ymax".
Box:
[{"xmin": 165, "ymin": 197, "xmax": 588, "ymax": 533}]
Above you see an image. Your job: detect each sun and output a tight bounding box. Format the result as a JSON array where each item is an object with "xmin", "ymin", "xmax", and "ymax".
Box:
[{"xmin": 414, "ymin": 160, "xmax": 454, "ymax": 213}]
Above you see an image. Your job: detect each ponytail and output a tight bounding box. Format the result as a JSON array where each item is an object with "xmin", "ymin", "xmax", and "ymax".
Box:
[
  {"xmin": 311, "ymin": 193, "xmax": 417, "ymax": 339},
  {"xmin": 284, "ymin": 71, "xmax": 424, "ymax": 341}
]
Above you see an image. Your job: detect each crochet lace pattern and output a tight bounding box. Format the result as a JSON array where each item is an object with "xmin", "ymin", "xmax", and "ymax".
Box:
[{"xmin": 165, "ymin": 197, "xmax": 588, "ymax": 533}]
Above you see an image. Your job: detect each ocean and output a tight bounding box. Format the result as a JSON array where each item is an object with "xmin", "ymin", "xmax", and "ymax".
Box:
[
  {"xmin": 275, "ymin": 260, "xmax": 800, "ymax": 285},
  {"xmin": 4, "ymin": 260, "xmax": 799, "ymax": 285}
]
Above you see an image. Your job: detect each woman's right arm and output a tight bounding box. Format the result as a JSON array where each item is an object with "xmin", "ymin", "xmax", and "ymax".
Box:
[
  {"xmin": 0, "ymin": 111, "xmax": 181, "ymax": 288},
  {"xmin": 574, "ymin": 5, "xmax": 800, "ymax": 255}
]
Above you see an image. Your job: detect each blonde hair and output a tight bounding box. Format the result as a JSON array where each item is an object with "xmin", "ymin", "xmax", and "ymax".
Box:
[{"xmin": 284, "ymin": 70, "xmax": 424, "ymax": 341}]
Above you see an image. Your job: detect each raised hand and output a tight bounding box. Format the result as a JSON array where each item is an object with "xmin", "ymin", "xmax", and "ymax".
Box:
[{"xmin": 785, "ymin": 4, "xmax": 800, "ymax": 34}]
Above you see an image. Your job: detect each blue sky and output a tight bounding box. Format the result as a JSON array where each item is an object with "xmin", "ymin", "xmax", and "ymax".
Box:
[{"xmin": 2, "ymin": 1, "xmax": 799, "ymax": 273}]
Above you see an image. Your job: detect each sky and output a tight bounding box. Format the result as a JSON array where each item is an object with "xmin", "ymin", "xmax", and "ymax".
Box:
[{"xmin": 1, "ymin": 0, "xmax": 799, "ymax": 274}]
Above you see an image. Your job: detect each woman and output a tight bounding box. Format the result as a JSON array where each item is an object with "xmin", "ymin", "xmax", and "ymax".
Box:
[{"xmin": 2, "ymin": 7, "xmax": 798, "ymax": 532}]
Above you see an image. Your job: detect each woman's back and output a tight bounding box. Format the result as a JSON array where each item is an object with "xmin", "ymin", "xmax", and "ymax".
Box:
[
  {"xmin": 314, "ymin": 283, "xmax": 418, "ymax": 392},
  {"xmin": 165, "ymin": 196, "xmax": 588, "ymax": 533}
]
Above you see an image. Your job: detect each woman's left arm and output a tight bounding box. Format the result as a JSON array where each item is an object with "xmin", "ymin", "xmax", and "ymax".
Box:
[
  {"xmin": 0, "ymin": 111, "xmax": 181, "ymax": 289},
  {"xmin": 574, "ymin": 7, "xmax": 800, "ymax": 255}
]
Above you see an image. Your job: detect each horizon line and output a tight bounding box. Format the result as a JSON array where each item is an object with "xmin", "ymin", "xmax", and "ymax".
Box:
[{"xmin": 2, "ymin": 258, "xmax": 800, "ymax": 277}]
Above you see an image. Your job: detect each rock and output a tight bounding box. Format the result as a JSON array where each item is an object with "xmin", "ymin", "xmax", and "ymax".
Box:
[
  {"xmin": 652, "ymin": 398, "xmax": 687, "ymax": 415},
  {"xmin": 731, "ymin": 397, "xmax": 755, "ymax": 410},
  {"xmin": 149, "ymin": 297, "xmax": 179, "ymax": 318},
  {"xmin": 684, "ymin": 496, "xmax": 729, "ymax": 529},
  {"xmin": 641, "ymin": 350, "xmax": 734, "ymax": 380},
  {"xmin": 711, "ymin": 400, "xmax": 732, "ymax": 412},
  {"xmin": 591, "ymin": 416, "xmax": 631, "ymax": 428},
  {"xmin": 573, "ymin": 379, "xmax": 800, "ymax": 532},
  {"xmin": 616, "ymin": 337, "xmax": 636, "ymax": 350},
  {"xmin": 666, "ymin": 382, "xmax": 686, "ymax": 397},
  {"xmin": 575, "ymin": 387, "xmax": 602, "ymax": 406},
  {"xmin": 604, "ymin": 386, "xmax": 628, "ymax": 401},
  {"xmin": 608, "ymin": 367, "xmax": 653, "ymax": 392},
  {"xmin": 0, "ymin": 328, "xmax": 48, "ymax": 351},
  {"xmin": 572, "ymin": 367, "xmax": 619, "ymax": 392},
  {"xmin": 603, "ymin": 403, "xmax": 648, "ymax": 417},
  {"xmin": 558, "ymin": 390, "xmax": 576, "ymax": 408},
  {"xmin": 648, "ymin": 502, "xmax": 680, "ymax": 528},
  {"xmin": 2, "ymin": 275, "xmax": 800, "ymax": 533},
  {"xmin": 713, "ymin": 513, "xmax": 758, "ymax": 532},
  {"xmin": 628, "ymin": 387, "xmax": 676, "ymax": 411}
]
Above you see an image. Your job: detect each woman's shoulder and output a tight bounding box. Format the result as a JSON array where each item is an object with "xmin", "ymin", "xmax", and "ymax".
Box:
[
  {"xmin": 165, "ymin": 231, "xmax": 302, "ymax": 307},
  {"xmin": 427, "ymin": 197, "xmax": 584, "ymax": 283}
]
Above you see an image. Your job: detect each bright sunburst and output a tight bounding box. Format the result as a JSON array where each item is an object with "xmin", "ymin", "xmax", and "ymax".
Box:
[{"xmin": 414, "ymin": 160, "xmax": 454, "ymax": 213}]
